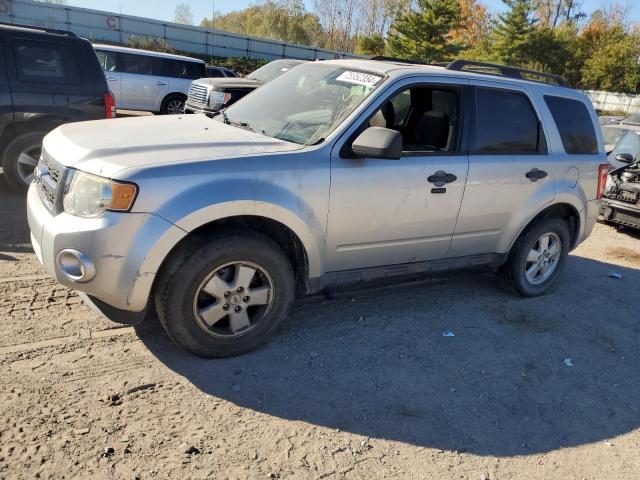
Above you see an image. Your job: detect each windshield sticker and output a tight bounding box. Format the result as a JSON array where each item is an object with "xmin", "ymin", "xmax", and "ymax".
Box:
[{"xmin": 336, "ymin": 71, "xmax": 382, "ymax": 87}]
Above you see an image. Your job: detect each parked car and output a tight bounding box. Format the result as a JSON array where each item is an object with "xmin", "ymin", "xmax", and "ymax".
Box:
[
  {"xmin": 0, "ymin": 23, "xmax": 114, "ymax": 192},
  {"xmin": 93, "ymin": 44, "xmax": 206, "ymax": 114},
  {"xmin": 601, "ymin": 158, "xmax": 640, "ymax": 230},
  {"xmin": 184, "ymin": 58, "xmax": 305, "ymax": 115},
  {"xmin": 206, "ymin": 65, "xmax": 238, "ymax": 78},
  {"xmin": 606, "ymin": 128, "xmax": 640, "ymax": 169},
  {"xmin": 600, "ymin": 124, "xmax": 640, "ymax": 154},
  {"xmin": 27, "ymin": 59, "xmax": 606, "ymax": 358}
]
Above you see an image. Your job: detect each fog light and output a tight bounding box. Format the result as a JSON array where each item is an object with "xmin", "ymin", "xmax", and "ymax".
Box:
[{"xmin": 56, "ymin": 249, "xmax": 96, "ymax": 283}]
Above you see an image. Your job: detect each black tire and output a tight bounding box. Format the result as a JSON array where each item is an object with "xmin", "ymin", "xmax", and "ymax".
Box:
[
  {"xmin": 2, "ymin": 131, "xmax": 46, "ymax": 192},
  {"xmin": 498, "ymin": 218, "xmax": 571, "ymax": 297},
  {"xmin": 160, "ymin": 94, "xmax": 186, "ymax": 115},
  {"xmin": 155, "ymin": 230, "xmax": 295, "ymax": 358}
]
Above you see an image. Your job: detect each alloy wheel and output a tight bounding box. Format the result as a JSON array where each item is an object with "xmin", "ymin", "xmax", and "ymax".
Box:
[{"xmin": 524, "ymin": 232, "xmax": 562, "ymax": 285}]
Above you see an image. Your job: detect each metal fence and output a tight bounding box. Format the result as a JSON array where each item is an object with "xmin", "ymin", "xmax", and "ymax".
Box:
[
  {"xmin": 584, "ymin": 90, "xmax": 640, "ymax": 114},
  {"xmin": 0, "ymin": 0, "xmax": 360, "ymax": 61}
]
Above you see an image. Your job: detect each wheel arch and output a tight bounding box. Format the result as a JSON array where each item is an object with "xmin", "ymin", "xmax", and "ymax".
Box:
[
  {"xmin": 160, "ymin": 92, "xmax": 187, "ymax": 113},
  {"xmin": 506, "ymin": 202, "xmax": 582, "ymax": 254},
  {"xmin": 153, "ymin": 214, "xmax": 314, "ymax": 298}
]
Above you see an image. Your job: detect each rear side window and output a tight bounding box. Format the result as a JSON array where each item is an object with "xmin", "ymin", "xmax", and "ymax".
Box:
[
  {"xmin": 13, "ymin": 39, "xmax": 81, "ymax": 84},
  {"xmin": 545, "ymin": 95, "xmax": 598, "ymax": 154},
  {"xmin": 472, "ymin": 88, "xmax": 541, "ymax": 154}
]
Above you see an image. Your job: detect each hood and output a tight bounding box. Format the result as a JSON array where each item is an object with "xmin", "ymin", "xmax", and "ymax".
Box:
[
  {"xmin": 43, "ymin": 114, "xmax": 302, "ymax": 178},
  {"xmin": 192, "ymin": 78, "xmax": 262, "ymax": 89}
]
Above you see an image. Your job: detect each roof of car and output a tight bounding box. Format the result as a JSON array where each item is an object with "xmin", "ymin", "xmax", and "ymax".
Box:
[
  {"xmin": 320, "ymin": 58, "xmax": 571, "ymax": 90},
  {"xmin": 92, "ymin": 44, "xmax": 205, "ymax": 63}
]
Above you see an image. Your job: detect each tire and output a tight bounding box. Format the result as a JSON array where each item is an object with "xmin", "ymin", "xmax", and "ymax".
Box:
[
  {"xmin": 2, "ymin": 131, "xmax": 46, "ymax": 192},
  {"xmin": 160, "ymin": 94, "xmax": 186, "ymax": 115},
  {"xmin": 155, "ymin": 230, "xmax": 295, "ymax": 358},
  {"xmin": 498, "ymin": 218, "xmax": 571, "ymax": 297}
]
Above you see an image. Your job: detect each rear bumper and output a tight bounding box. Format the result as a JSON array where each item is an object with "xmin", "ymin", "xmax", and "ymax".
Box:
[
  {"xmin": 600, "ymin": 198, "xmax": 640, "ymax": 228},
  {"xmin": 27, "ymin": 184, "xmax": 186, "ymax": 313}
]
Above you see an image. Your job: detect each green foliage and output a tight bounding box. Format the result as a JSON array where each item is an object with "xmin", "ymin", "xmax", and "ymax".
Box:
[
  {"xmin": 357, "ymin": 34, "xmax": 386, "ymax": 57},
  {"xmin": 387, "ymin": 0, "xmax": 464, "ymax": 62},
  {"xmin": 208, "ymin": 57, "xmax": 267, "ymax": 76},
  {"xmin": 201, "ymin": 0, "xmax": 323, "ymax": 47},
  {"xmin": 489, "ymin": 0, "xmax": 536, "ymax": 65},
  {"xmin": 126, "ymin": 36, "xmax": 177, "ymax": 54}
]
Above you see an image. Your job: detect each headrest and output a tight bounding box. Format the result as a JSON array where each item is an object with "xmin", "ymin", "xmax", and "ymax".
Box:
[
  {"xmin": 415, "ymin": 111, "xmax": 449, "ymax": 149},
  {"xmin": 369, "ymin": 102, "xmax": 395, "ymax": 128}
]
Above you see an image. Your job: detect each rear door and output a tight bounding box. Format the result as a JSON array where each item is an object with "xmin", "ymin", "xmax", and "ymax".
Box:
[
  {"xmin": 117, "ymin": 52, "xmax": 168, "ymax": 111},
  {"xmin": 448, "ymin": 82, "xmax": 556, "ymax": 257},
  {"xmin": 0, "ymin": 35, "xmax": 13, "ymax": 139}
]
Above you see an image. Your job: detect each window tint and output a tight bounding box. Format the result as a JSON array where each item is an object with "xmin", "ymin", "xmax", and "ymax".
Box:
[
  {"xmin": 545, "ymin": 95, "xmax": 598, "ymax": 154},
  {"xmin": 207, "ymin": 67, "xmax": 224, "ymax": 78},
  {"xmin": 119, "ymin": 53, "xmax": 141, "ymax": 74},
  {"xmin": 95, "ymin": 49, "xmax": 117, "ymax": 72},
  {"xmin": 164, "ymin": 60, "xmax": 204, "ymax": 79},
  {"xmin": 14, "ymin": 40, "xmax": 81, "ymax": 84},
  {"xmin": 473, "ymin": 89, "xmax": 540, "ymax": 153}
]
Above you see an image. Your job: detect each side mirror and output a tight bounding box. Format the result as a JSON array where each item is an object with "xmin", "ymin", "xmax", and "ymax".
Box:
[
  {"xmin": 615, "ymin": 153, "xmax": 634, "ymax": 163},
  {"xmin": 351, "ymin": 127, "xmax": 402, "ymax": 160}
]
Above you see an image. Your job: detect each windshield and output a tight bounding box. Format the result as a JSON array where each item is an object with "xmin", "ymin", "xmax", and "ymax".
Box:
[
  {"xmin": 621, "ymin": 113, "xmax": 640, "ymax": 126},
  {"xmin": 220, "ymin": 63, "xmax": 385, "ymax": 145},
  {"xmin": 602, "ymin": 126, "xmax": 626, "ymax": 148},
  {"xmin": 609, "ymin": 130, "xmax": 640, "ymax": 162},
  {"xmin": 247, "ymin": 59, "xmax": 305, "ymax": 83}
]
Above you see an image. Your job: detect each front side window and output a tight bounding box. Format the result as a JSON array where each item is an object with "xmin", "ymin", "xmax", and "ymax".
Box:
[
  {"xmin": 472, "ymin": 88, "xmax": 541, "ymax": 154},
  {"xmin": 545, "ymin": 95, "xmax": 598, "ymax": 154},
  {"xmin": 368, "ymin": 86, "xmax": 460, "ymax": 153},
  {"xmin": 222, "ymin": 63, "xmax": 384, "ymax": 145},
  {"xmin": 14, "ymin": 39, "xmax": 81, "ymax": 84},
  {"xmin": 119, "ymin": 53, "xmax": 141, "ymax": 74}
]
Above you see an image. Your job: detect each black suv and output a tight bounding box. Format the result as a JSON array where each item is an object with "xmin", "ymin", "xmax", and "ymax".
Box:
[{"xmin": 0, "ymin": 22, "xmax": 113, "ymax": 191}]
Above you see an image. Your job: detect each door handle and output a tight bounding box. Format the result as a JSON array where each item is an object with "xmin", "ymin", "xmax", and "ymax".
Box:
[
  {"xmin": 155, "ymin": 82, "xmax": 167, "ymax": 86},
  {"xmin": 525, "ymin": 168, "xmax": 548, "ymax": 182},
  {"xmin": 107, "ymin": 77, "xmax": 117, "ymax": 81},
  {"xmin": 428, "ymin": 170, "xmax": 457, "ymax": 186}
]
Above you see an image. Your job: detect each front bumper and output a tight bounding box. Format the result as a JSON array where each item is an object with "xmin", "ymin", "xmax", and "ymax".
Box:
[
  {"xmin": 184, "ymin": 102, "xmax": 217, "ymax": 116},
  {"xmin": 600, "ymin": 198, "xmax": 640, "ymax": 228},
  {"xmin": 27, "ymin": 184, "xmax": 186, "ymax": 314}
]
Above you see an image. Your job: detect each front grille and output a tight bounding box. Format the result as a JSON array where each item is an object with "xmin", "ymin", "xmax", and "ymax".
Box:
[
  {"xmin": 606, "ymin": 188, "xmax": 639, "ymax": 206},
  {"xmin": 187, "ymin": 83, "xmax": 209, "ymax": 106},
  {"xmin": 36, "ymin": 150, "xmax": 68, "ymax": 215}
]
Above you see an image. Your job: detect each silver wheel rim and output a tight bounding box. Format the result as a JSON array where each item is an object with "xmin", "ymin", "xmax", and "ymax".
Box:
[
  {"xmin": 166, "ymin": 99, "xmax": 184, "ymax": 114},
  {"xmin": 525, "ymin": 232, "xmax": 561, "ymax": 285},
  {"xmin": 192, "ymin": 261, "xmax": 274, "ymax": 338},
  {"xmin": 16, "ymin": 145, "xmax": 41, "ymax": 185}
]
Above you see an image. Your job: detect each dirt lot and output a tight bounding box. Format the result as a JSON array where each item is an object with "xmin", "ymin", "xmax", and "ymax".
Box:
[{"xmin": 1, "ymin": 175, "xmax": 639, "ymax": 480}]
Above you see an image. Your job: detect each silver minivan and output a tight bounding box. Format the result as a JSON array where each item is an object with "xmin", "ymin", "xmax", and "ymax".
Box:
[{"xmin": 93, "ymin": 44, "xmax": 205, "ymax": 114}]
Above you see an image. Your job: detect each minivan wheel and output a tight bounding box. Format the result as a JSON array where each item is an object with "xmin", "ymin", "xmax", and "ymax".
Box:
[
  {"xmin": 160, "ymin": 94, "xmax": 186, "ymax": 115},
  {"xmin": 498, "ymin": 218, "xmax": 571, "ymax": 297},
  {"xmin": 155, "ymin": 231, "xmax": 295, "ymax": 358},
  {"xmin": 2, "ymin": 131, "xmax": 45, "ymax": 191}
]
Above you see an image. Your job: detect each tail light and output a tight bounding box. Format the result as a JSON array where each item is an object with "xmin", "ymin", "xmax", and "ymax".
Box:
[
  {"xmin": 104, "ymin": 92, "xmax": 116, "ymax": 119},
  {"xmin": 597, "ymin": 163, "xmax": 609, "ymax": 199}
]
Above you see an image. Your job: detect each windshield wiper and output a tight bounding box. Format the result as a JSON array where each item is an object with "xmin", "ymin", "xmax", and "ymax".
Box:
[{"xmin": 217, "ymin": 111, "xmax": 263, "ymax": 135}]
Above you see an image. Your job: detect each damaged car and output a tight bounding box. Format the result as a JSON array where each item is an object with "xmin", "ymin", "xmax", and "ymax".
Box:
[{"xmin": 601, "ymin": 158, "xmax": 640, "ymax": 229}]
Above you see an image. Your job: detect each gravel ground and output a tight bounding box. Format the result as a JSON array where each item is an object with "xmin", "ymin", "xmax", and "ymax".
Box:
[{"xmin": 1, "ymin": 175, "xmax": 639, "ymax": 480}]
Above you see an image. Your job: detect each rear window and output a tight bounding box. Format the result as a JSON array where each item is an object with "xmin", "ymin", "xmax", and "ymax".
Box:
[
  {"xmin": 545, "ymin": 96, "xmax": 598, "ymax": 154},
  {"xmin": 13, "ymin": 39, "xmax": 81, "ymax": 84},
  {"xmin": 472, "ymin": 88, "xmax": 541, "ymax": 154}
]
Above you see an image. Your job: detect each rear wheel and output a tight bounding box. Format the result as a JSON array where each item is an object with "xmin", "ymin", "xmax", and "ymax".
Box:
[
  {"xmin": 155, "ymin": 231, "xmax": 295, "ymax": 358},
  {"xmin": 160, "ymin": 94, "xmax": 186, "ymax": 115},
  {"xmin": 498, "ymin": 218, "xmax": 571, "ymax": 297},
  {"xmin": 2, "ymin": 131, "xmax": 46, "ymax": 191}
]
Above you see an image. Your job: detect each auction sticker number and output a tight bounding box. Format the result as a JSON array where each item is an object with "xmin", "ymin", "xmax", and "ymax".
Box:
[{"xmin": 336, "ymin": 71, "xmax": 382, "ymax": 87}]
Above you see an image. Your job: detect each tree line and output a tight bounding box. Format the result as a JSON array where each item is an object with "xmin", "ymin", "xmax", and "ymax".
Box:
[{"xmin": 187, "ymin": 0, "xmax": 640, "ymax": 94}]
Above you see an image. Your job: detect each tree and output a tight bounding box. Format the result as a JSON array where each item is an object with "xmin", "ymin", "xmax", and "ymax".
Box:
[
  {"xmin": 450, "ymin": 0, "xmax": 492, "ymax": 57},
  {"xmin": 387, "ymin": 0, "xmax": 463, "ymax": 62},
  {"xmin": 489, "ymin": 0, "xmax": 536, "ymax": 65},
  {"xmin": 174, "ymin": 4, "xmax": 194, "ymax": 25},
  {"xmin": 356, "ymin": 34, "xmax": 385, "ymax": 56}
]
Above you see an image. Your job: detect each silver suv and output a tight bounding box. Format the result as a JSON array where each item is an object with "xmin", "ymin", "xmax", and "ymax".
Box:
[{"xmin": 27, "ymin": 59, "xmax": 608, "ymax": 357}]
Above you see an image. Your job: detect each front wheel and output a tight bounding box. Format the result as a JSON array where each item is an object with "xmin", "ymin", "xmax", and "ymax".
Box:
[
  {"xmin": 2, "ymin": 131, "xmax": 46, "ymax": 191},
  {"xmin": 498, "ymin": 218, "xmax": 571, "ymax": 297},
  {"xmin": 155, "ymin": 231, "xmax": 295, "ymax": 357}
]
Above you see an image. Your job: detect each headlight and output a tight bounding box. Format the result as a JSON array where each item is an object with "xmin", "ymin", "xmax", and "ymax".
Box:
[
  {"xmin": 63, "ymin": 170, "xmax": 137, "ymax": 218},
  {"xmin": 208, "ymin": 90, "xmax": 231, "ymax": 107}
]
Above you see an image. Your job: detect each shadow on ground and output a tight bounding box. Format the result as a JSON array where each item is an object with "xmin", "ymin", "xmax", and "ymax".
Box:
[
  {"xmin": 0, "ymin": 174, "xmax": 31, "ymax": 255},
  {"xmin": 137, "ymin": 253, "xmax": 640, "ymax": 457}
]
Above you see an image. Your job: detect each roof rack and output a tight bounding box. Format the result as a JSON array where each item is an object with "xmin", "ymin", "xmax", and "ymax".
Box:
[
  {"xmin": 446, "ymin": 60, "xmax": 568, "ymax": 87},
  {"xmin": 370, "ymin": 55, "xmax": 428, "ymax": 65},
  {"xmin": 0, "ymin": 21, "xmax": 77, "ymax": 37}
]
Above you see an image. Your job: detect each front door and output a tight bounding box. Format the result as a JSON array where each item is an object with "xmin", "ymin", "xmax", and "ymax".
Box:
[{"xmin": 326, "ymin": 79, "xmax": 469, "ymax": 272}]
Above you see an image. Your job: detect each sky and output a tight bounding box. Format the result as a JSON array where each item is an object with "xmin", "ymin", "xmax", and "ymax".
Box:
[{"xmin": 65, "ymin": 0, "xmax": 639, "ymax": 24}]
